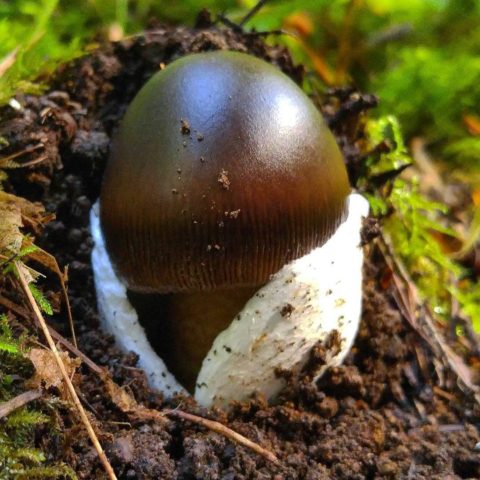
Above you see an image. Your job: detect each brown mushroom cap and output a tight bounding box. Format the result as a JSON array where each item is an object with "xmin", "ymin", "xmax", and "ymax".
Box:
[{"xmin": 100, "ymin": 51, "xmax": 350, "ymax": 294}]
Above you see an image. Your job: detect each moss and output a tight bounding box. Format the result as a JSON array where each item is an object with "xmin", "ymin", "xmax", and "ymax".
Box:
[
  {"xmin": 364, "ymin": 115, "xmax": 479, "ymax": 329},
  {"xmin": 0, "ymin": 316, "xmax": 75, "ymax": 479}
]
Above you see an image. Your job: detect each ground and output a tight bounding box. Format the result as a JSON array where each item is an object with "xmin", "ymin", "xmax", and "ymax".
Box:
[{"xmin": 1, "ymin": 16, "xmax": 479, "ymax": 480}]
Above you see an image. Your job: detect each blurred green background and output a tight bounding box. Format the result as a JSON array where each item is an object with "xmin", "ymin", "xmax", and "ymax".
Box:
[
  {"xmin": 1, "ymin": 0, "xmax": 480, "ymax": 162},
  {"xmin": 1, "ymin": 0, "xmax": 479, "ymax": 325}
]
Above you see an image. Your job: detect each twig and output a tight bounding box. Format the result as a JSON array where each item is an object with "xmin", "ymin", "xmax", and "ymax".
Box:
[
  {"xmin": 103, "ymin": 378, "xmax": 279, "ymax": 465},
  {"xmin": 15, "ymin": 261, "xmax": 117, "ymax": 480},
  {"xmin": 0, "ymin": 295, "xmax": 30, "ymax": 318},
  {"xmin": 164, "ymin": 409, "xmax": 280, "ymax": 465},
  {"xmin": 60, "ymin": 265, "xmax": 76, "ymax": 348},
  {"xmin": 244, "ymin": 29, "xmax": 289, "ymax": 38},
  {"xmin": 0, "ymin": 143, "xmax": 44, "ymax": 162},
  {"xmin": 0, "ymin": 389, "xmax": 42, "ymax": 420},
  {"xmin": 218, "ymin": 0, "xmax": 269, "ymax": 33},
  {"xmin": 0, "ymin": 155, "xmax": 48, "ymax": 169},
  {"xmin": 302, "ymin": 41, "xmax": 335, "ymax": 85},
  {"xmin": 367, "ymin": 23, "xmax": 413, "ymax": 47},
  {"xmin": 0, "ymin": 252, "xmax": 22, "ymax": 269},
  {"xmin": 216, "ymin": 13, "xmax": 243, "ymax": 32},
  {"xmin": 0, "ymin": 294, "xmax": 102, "ymax": 374},
  {"xmin": 43, "ymin": 324, "xmax": 279, "ymax": 466},
  {"xmin": 239, "ymin": 0, "xmax": 268, "ymax": 27},
  {"xmin": 47, "ymin": 323, "xmax": 103, "ymax": 375}
]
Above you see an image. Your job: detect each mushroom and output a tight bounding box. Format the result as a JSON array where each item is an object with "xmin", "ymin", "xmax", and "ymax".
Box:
[{"xmin": 90, "ymin": 51, "xmax": 369, "ymax": 408}]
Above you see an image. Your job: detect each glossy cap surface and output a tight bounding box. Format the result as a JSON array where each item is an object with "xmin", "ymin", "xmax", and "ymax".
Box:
[{"xmin": 100, "ymin": 51, "xmax": 350, "ymax": 293}]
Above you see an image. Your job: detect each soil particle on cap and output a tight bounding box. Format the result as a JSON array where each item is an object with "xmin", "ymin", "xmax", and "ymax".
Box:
[
  {"xmin": 225, "ymin": 209, "xmax": 241, "ymax": 219},
  {"xmin": 217, "ymin": 169, "xmax": 231, "ymax": 190},
  {"xmin": 180, "ymin": 119, "xmax": 190, "ymax": 135},
  {"xmin": 1, "ymin": 19, "xmax": 479, "ymax": 480}
]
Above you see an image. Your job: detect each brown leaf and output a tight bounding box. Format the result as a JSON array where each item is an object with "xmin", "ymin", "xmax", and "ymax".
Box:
[
  {"xmin": 27, "ymin": 348, "xmax": 80, "ymax": 397},
  {"xmin": 23, "ymin": 238, "xmax": 64, "ymax": 277},
  {"xmin": 0, "ymin": 191, "xmax": 46, "ymax": 243},
  {"xmin": 15, "ymin": 261, "xmax": 36, "ymax": 287},
  {"xmin": 0, "ymin": 203, "xmax": 22, "ymax": 253},
  {"xmin": 103, "ymin": 374, "xmax": 167, "ymax": 424},
  {"xmin": 103, "ymin": 376, "xmax": 138, "ymax": 413}
]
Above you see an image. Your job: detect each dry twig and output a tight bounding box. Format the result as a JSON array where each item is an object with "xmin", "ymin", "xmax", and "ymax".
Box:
[
  {"xmin": 0, "ymin": 143, "xmax": 44, "ymax": 164},
  {"xmin": 104, "ymin": 376, "xmax": 280, "ymax": 465},
  {"xmin": 238, "ymin": 0, "xmax": 268, "ymax": 28},
  {"xmin": 15, "ymin": 260, "xmax": 117, "ymax": 480},
  {"xmin": 165, "ymin": 409, "xmax": 280, "ymax": 465},
  {"xmin": 0, "ymin": 389, "xmax": 42, "ymax": 420}
]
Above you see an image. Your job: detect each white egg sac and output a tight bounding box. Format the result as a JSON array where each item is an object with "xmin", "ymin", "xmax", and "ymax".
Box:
[{"xmin": 91, "ymin": 193, "xmax": 369, "ymax": 408}]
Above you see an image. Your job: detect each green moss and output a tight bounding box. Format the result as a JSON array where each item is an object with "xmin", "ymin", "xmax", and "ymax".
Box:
[
  {"xmin": 365, "ymin": 116, "xmax": 479, "ymax": 330},
  {"xmin": 0, "ymin": 315, "xmax": 75, "ymax": 479}
]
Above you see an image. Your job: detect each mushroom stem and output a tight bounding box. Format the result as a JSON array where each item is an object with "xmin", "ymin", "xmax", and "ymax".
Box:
[{"xmin": 129, "ymin": 287, "xmax": 258, "ymax": 392}]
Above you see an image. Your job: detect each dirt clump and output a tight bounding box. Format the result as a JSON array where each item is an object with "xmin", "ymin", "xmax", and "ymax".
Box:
[{"xmin": 1, "ymin": 16, "xmax": 479, "ymax": 480}]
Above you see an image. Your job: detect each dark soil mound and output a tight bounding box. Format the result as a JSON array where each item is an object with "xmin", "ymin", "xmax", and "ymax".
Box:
[{"xmin": 1, "ymin": 18, "xmax": 479, "ymax": 480}]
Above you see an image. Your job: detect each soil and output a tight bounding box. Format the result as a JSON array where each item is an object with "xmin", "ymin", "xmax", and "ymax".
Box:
[{"xmin": 1, "ymin": 14, "xmax": 480, "ymax": 480}]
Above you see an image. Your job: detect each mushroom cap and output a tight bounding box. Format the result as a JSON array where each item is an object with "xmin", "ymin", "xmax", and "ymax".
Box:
[{"xmin": 100, "ymin": 51, "xmax": 350, "ymax": 293}]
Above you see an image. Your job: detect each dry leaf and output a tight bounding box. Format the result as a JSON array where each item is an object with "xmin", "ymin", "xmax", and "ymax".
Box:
[
  {"xmin": 0, "ymin": 191, "xmax": 44, "ymax": 220},
  {"xmin": 27, "ymin": 348, "xmax": 80, "ymax": 397},
  {"xmin": 14, "ymin": 261, "xmax": 36, "ymax": 288},
  {"xmin": 103, "ymin": 375, "xmax": 167, "ymax": 424},
  {"xmin": 103, "ymin": 376, "xmax": 138, "ymax": 412},
  {"xmin": 0, "ymin": 203, "xmax": 22, "ymax": 253},
  {"xmin": 23, "ymin": 238, "xmax": 67, "ymax": 282},
  {"xmin": 0, "ymin": 191, "xmax": 46, "ymax": 254}
]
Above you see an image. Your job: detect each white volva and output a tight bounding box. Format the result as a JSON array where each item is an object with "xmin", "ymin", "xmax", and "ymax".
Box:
[
  {"xmin": 91, "ymin": 194, "xmax": 369, "ymax": 408},
  {"xmin": 90, "ymin": 204, "xmax": 186, "ymax": 395}
]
